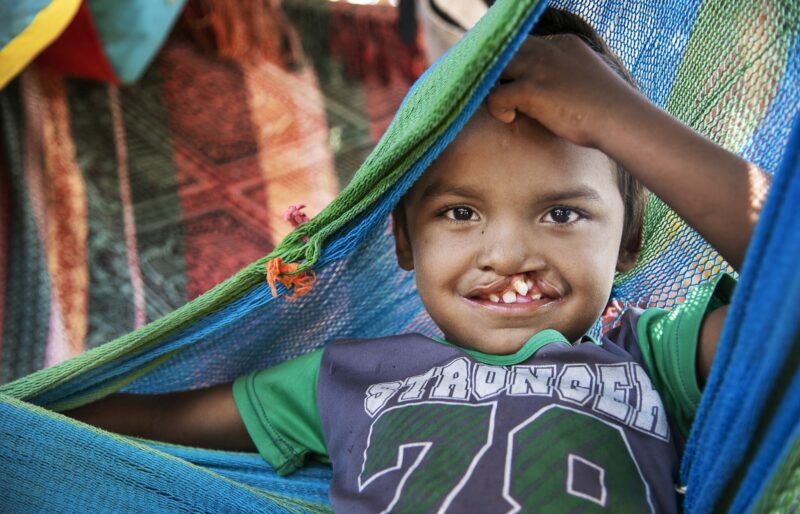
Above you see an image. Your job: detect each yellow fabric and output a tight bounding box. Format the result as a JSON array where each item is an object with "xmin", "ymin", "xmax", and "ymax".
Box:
[{"xmin": 0, "ymin": 0, "xmax": 81, "ymax": 89}]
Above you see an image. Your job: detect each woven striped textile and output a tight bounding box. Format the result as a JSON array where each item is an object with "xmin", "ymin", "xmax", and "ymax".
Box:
[{"xmin": 0, "ymin": 2, "xmax": 416, "ymax": 383}]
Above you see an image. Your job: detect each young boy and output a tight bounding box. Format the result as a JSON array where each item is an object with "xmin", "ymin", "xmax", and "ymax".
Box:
[{"xmin": 66, "ymin": 8, "xmax": 764, "ymax": 513}]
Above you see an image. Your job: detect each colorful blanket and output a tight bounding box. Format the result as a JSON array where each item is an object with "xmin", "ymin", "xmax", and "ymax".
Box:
[{"xmin": 0, "ymin": 3, "xmax": 417, "ymax": 383}]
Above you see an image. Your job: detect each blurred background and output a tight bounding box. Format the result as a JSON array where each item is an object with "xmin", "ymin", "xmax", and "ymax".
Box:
[{"xmin": 1, "ymin": 0, "xmax": 496, "ymax": 383}]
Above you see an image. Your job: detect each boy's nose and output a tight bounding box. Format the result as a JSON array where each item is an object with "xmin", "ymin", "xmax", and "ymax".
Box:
[{"xmin": 476, "ymin": 223, "xmax": 545, "ymax": 275}]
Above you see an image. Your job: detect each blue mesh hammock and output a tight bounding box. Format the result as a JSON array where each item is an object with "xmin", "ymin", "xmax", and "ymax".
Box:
[{"xmin": 2, "ymin": 0, "xmax": 800, "ymax": 512}]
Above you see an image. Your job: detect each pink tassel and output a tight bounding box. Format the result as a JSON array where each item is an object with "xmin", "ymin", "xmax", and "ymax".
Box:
[
  {"xmin": 284, "ymin": 204, "xmax": 310, "ymax": 228},
  {"xmin": 284, "ymin": 204, "xmax": 311, "ymax": 243}
]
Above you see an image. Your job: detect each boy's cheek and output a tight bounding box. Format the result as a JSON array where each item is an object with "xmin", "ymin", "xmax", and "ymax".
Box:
[{"xmin": 553, "ymin": 241, "xmax": 620, "ymax": 293}]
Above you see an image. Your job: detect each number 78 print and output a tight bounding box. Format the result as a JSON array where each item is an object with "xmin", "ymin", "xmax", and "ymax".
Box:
[{"xmin": 358, "ymin": 402, "xmax": 655, "ymax": 513}]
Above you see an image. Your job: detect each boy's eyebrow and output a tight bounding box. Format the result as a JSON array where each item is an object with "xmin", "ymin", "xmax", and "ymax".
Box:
[
  {"xmin": 419, "ymin": 183, "xmax": 603, "ymax": 202},
  {"xmin": 537, "ymin": 186, "xmax": 602, "ymax": 203},
  {"xmin": 419, "ymin": 183, "xmax": 484, "ymax": 201}
]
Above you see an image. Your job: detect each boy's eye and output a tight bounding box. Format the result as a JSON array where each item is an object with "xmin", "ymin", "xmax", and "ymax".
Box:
[
  {"xmin": 444, "ymin": 206, "xmax": 479, "ymax": 222},
  {"xmin": 544, "ymin": 207, "xmax": 581, "ymax": 224}
]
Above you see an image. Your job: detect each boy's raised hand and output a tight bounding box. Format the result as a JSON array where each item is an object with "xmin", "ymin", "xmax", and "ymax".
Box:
[
  {"xmin": 489, "ymin": 35, "xmax": 773, "ymax": 384},
  {"xmin": 487, "ymin": 34, "xmax": 768, "ymax": 273},
  {"xmin": 486, "ymin": 34, "xmax": 640, "ymax": 149}
]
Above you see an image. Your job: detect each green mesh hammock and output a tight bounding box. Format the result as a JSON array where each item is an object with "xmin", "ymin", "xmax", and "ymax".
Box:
[{"xmin": 2, "ymin": 0, "xmax": 800, "ymax": 512}]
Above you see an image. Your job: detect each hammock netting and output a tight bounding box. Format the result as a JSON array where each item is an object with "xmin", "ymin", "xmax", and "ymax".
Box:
[{"xmin": 2, "ymin": 0, "xmax": 800, "ymax": 511}]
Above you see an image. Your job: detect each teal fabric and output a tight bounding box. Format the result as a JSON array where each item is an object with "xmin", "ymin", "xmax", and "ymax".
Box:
[
  {"xmin": 86, "ymin": 0, "xmax": 187, "ymax": 83},
  {"xmin": 0, "ymin": 1, "xmax": 54, "ymax": 47}
]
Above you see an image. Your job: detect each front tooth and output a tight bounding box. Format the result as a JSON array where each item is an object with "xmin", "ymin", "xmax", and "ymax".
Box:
[
  {"xmin": 502, "ymin": 291, "xmax": 517, "ymax": 304},
  {"xmin": 530, "ymin": 293, "xmax": 542, "ymax": 301},
  {"xmin": 513, "ymin": 279, "xmax": 529, "ymax": 296},
  {"xmin": 525, "ymin": 278, "xmax": 533, "ymax": 289},
  {"xmin": 488, "ymin": 294, "xmax": 500, "ymax": 303}
]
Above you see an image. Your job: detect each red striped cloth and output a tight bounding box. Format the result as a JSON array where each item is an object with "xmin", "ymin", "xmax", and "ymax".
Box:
[{"xmin": 0, "ymin": 4, "xmax": 417, "ymax": 383}]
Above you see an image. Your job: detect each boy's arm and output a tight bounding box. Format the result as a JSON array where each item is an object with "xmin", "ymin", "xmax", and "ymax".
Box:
[
  {"xmin": 487, "ymin": 35, "xmax": 769, "ymax": 271},
  {"xmin": 63, "ymin": 383, "xmax": 257, "ymax": 452},
  {"xmin": 698, "ymin": 305, "xmax": 728, "ymax": 386},
  {"xmin": 488, "ymin": 35, "xmax": 766, "ymax": 383}
]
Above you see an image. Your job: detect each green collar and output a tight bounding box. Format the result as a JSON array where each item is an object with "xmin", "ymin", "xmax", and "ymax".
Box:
[{"xmin": 433, "ymin": 329, "xmax": 600, "ymax": 366}]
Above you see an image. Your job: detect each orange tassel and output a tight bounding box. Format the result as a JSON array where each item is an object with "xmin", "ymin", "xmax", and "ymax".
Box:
[{"xmin": 266, "ymin": 257, "xmax": 316, "ymax": 300}]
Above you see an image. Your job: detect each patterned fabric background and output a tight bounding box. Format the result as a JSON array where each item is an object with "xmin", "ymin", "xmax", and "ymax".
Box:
[{"xmin": 0, "ymin": 0, "xmax": 420, "ymax": 383}]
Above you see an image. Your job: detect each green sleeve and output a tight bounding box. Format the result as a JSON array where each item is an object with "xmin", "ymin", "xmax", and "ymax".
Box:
[
  {"xmin": 232, "ymin": 349, "xmax": 328, "ymax": 475},
  {"xmin": 635, "ymin": 273, "xmax": 737, "ymax": 438}
]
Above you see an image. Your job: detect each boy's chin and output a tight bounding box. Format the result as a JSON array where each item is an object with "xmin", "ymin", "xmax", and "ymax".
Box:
[{"xmin": 446, "ymin": 330, "xmax": 534, "ymax": 356}]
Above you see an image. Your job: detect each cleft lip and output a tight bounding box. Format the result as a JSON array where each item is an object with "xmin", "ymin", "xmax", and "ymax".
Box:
[
  {"xmin": 466, "ymin": 273, "xmax": 563, "ymax": 300},
  {"xmin": 534, "ymin": 277, "xmax": 563, "ymax": 300},
  {"xmin": 466, "ymin": 276, "xmax": 514, "ymax": 298}
]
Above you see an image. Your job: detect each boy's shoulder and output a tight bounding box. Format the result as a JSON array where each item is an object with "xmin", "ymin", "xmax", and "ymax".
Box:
[
  {"xmin": 605, "ymin": 273, "xmax": 737, "ymax": 435},
  {"xmin": 606, "ymin": 273, "xmax": 736, "ymax": 353},
  {"xmin": 601, "ymin": 306, "xmax": 650, "ymax": 357}
]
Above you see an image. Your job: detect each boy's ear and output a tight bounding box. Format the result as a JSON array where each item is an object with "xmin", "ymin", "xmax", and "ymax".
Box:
[
  {"xmin": 391, "ymin": 206, "xmax": 414, "ymax": 271},
  {"xmin": 616, "ymin": 229, "xmax": 643, "ymax": 273}
]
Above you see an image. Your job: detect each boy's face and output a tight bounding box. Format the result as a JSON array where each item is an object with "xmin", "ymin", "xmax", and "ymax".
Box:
[{"xmin": 394, "ymin": 108, "xmax": 634, "ymax": 354}]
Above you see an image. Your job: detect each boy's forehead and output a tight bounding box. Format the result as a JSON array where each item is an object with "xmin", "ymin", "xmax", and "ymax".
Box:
[{"xmin": 408, "ymin": 107, "xmax": 617, "ymax": 201}]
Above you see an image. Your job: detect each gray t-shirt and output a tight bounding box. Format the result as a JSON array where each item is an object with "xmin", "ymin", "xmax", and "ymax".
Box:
[{"xmin": 233, "ymin": 275, "xmax": 734, "ymax": 513}]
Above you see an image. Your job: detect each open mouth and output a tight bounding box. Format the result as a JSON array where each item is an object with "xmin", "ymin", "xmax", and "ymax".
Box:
[{"xmin": 467, "ymin": 274, "xmax": 561, "ymax": 306}]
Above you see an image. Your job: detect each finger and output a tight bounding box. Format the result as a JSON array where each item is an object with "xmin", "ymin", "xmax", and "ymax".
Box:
[
  {"xmin": 487, "ymin": 104, "xmax": 517, "ymax": 124},
  {"xmin": 486, "ymin": 80, "xmax": 538, "ymax": 123}
]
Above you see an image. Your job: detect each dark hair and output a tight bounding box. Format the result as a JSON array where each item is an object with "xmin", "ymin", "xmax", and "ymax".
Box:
[{"xmin": 531, "ymin": 7, "xmax": 646, "ymax": 256}]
